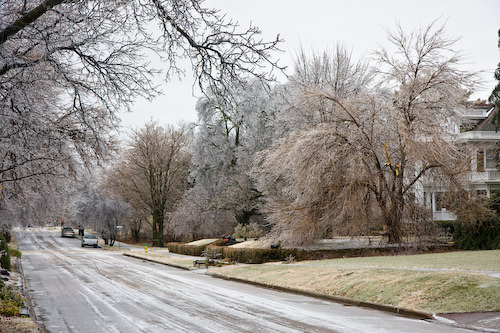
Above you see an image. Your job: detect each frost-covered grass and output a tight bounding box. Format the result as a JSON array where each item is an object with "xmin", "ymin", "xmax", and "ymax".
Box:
[
  {"xmin": 186, "ymin": 239, "xmax": 218, "ymax": 246},
  {"xmin": 127, "ymin": 252, "xmax": 194, "ymax": 268},
  {"xmin": 229, "ymin": 240, "xmax": 270, "ymax": 249},
  {"xmin": 101, "ymin": 245, "xmax": 131, "ymax": 251},
  {"xmin": 212, "ymin": 250, "xmax": 500, "ymax": 314},
  {"xmin": 299, "ymin": 250, "xmax": 500, "ymax": 271},
  {"xmin": 0, "ymin": 316, "xmax": 39, "ymax": 332}
]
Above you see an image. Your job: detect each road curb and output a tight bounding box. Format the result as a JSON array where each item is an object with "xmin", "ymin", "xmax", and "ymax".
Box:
[
  {"xmin": 207, "ymin": 271, "xmax": 434, "ymax": 320},
  {"xmin": 16, "ymin": 256, "xmax": 47, "ymax": 333},
  {"xmin": 15, "ymin": 257, "xmax": 31, "ymax": 317},
  {"xmin": 122, "ymin": 252, "xmax": 193, "ymax": 271},
  {"xmin": 123, "ymin": 252, "xmax": 433, "ymax": 320}
]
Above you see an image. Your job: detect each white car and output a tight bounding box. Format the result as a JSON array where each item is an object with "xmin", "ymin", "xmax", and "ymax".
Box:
[{"xmin": 81, "ymin": 234, "xmax": 98, "ymax": 248}]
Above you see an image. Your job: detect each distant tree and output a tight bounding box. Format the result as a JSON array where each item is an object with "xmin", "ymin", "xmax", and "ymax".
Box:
[
  {"xmin": 276, "ymin": 45, "xmax": 373, "ymax": 130},
  {"xmin": 106, "ymin": 122, "xmax": 191, "ymax": 246},
  {"xmin": 255, "ymin": 22, "xmax": 477, "ymax": 246},
  {"xmin": 0, "ymin": 174, "xmax": 78, "ymax": 233},
  {"xmin": 490, "ymin": 29, "xmax": 500, "ymax": 109},
  {"xmin": 102, "ymin": 171, "xmax": 151, "ymax": 243},
  {"xmin": 171, "ymin": 81, "xmax": 275, "ymax": 239},
  {"xmin": 74, "ymin": 187, "xmax": 130, "ymax": 246},
  {"xmin": 98, "ymin": 198, "xmax": 130, "ymax": 246},
  {"xmin": 233, "ymin": 222, "xmax": 263, "ymax": 240},
  {"xmin": 489, "ymin": 29, "xmax": 500, "ymax": 133}
]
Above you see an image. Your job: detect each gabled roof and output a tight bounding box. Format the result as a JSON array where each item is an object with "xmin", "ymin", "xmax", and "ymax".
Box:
[{"xmin": 474, "ymin": 104, "xmax": 498, "ymax": 132}]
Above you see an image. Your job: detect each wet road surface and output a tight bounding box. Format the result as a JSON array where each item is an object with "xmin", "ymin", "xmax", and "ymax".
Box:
[{"xmin": 16, "ymin": 228, "xmax": 477, "ymax": 333}]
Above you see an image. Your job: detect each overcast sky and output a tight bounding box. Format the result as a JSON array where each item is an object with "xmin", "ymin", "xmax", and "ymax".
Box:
[{"xmin": 119, "ymin": 0, "xmax": 500, "ymax": 133}]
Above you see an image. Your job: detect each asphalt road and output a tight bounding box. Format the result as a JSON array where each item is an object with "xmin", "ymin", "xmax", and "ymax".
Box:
[{"xmin": 16, "ymin": 228, "xmax": 476, "ymax": 333}]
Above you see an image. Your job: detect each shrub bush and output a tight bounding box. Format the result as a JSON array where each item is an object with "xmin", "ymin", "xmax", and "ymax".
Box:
[
  {"xmin": 232, "ymin": 223, "xmax": 263, "ymax": 239},
  {"xmin": 0, "ymin": 280, "xmax": 25, "ymax": 316},
  {"xmin": 166, "ymin": 242, "xmax": 206, "ymax": 256},
  {"xmin": 454, "ymin": 218, "xmax": 500, "ymax": 250},
  {"xmin": 1, "ymin": 229, "xmax": 11, "ymax": 243},
  {"xmin": 221, "ymin": 247, "xmax": 304, "ymax": 264},
  {"xmin": 0, "ymin": 234, "xmax": 11, "ymax": 271},
  {"xmin": 435, "ymin": 220, "xmax": 456, "ymax": 235},
  {"xmin": 213, "ymin": 238, "xmax": 238, "ymax": 246},
  {"xmin": 9, "ymin": 248, "xmax": 21, "ymax": 259}
]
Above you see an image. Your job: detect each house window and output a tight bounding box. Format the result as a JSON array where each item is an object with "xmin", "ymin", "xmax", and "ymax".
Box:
[
  {"xmin": 435, "ymin": 192, "xmax": 450, "ymax": 212},
  {"xmin": 485, "ymin": 149, "xmax": 498, "ymax": 169},
  {"xmin": 458, "ymin": 149, "xmax": 471, "ymax": 171},
  {"xmin": 423, "ymin": 192, "xmax": 428, "ymax": 208},
  {"xmin": 477, "ymin": 149, "xmax": 485, "ymax": 172},
  {"xmin": 476, "ymin": 190, "xmax": 487, "ymax": 198}
]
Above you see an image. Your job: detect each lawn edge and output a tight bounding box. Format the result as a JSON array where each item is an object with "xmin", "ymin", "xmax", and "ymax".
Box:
[
  {"xmin": 207, "ymin": 271, "xmax": 433, "ymax": 320},
  {"xmin": 123, "ymin": 252, "xmax": 193, "ymax": 271}
]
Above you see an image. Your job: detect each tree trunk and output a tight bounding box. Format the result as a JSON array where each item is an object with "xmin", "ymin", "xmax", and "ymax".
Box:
[
  {"xmin": 152, "ymin": 209, "xmax": 164, "ymax": 247},
  {"xmin": 385, "ymin": 191, "xmax": 404, "ymax": 244},
  {"xmin": 386, "ymin": 215, "xmax": 402, "ymax": 243},
  {"xmin": 235, "ymin": 210, "xmax": 254, "ymax": 226}
]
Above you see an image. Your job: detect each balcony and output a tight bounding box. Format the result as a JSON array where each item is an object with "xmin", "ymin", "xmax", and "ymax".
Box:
[
  {"xmin": 433, "ymin": 210, "xmax": 456, "ymax": 221},
  {"xmin": 460, "ymin": 105, "xmax": 494, "ymax": 119},
  {"xmin": 458, "ymin": 131, "xmax": 500, "ymax": 142},
  {"xmin": 465, "ymin": 170, "xmax": 500, "ymax": 183},
  {"xmin": 462, "ymin": 109, "xmax": 489, "ymax": 119}
]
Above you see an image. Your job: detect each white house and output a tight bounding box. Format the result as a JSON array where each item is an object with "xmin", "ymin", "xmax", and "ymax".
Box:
[{"xmin": 422, "ymin": 102, "xmax": 500, "ymax": 221}]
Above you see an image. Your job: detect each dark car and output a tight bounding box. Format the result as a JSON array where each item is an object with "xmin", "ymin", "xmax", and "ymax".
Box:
[{"xmin": 61, "ymin": 227, "xmax": 76, "ymax": 238}]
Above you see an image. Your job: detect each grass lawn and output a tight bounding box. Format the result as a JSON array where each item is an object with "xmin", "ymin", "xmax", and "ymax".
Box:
[
  {"xmin": 299, "ymin": 249, "xmax": 500, "ymax": 271},
  {"xmin": 186, "ymin": 239, "xmax": 218, "ymax": 246},
  {"xmin": 212, "ymin": 250, "xmax": 500, "ymax": 314},
  {"xmin": 126, "ymin": 252, "xmax": 195, "ymax": 268},
  {"xmin": 0, "ymin": 316, "xmax": 39, "ymax": 332}
]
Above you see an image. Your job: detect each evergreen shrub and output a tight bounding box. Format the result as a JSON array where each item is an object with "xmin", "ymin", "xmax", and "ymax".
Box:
[
  {"xmin": 454, "ymin": 218, "xmax": 500, "ymax": 250},
  {"xmin": 0, "ymin": 234, "xmax": 11, "ymax": 271},
  {"xmin": 435, "ymin": 220, "xmax": 456, "ymax": 235},
  {"xmin": 0, "ymin": 280, "xmax": 25, "ymax": 316},
  {"xmin": 9, "ymin": 248, "xmax": 21, "ymax": 259}
]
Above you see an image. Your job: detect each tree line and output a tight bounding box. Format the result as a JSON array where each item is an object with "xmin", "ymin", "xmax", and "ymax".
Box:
[
  {"xmin": 89, "ymin": 22, "xmax": 485, "ymax": 247},
  {"xmin": 1, "ymin": 1, "xmax": 498, "ymax": 247}
]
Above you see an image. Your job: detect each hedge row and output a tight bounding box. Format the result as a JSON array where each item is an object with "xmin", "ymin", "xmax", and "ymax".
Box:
[
  {"xmin": 221, "ymin": 247, "xmax": 302, "ymax": 264},
  {"xmin": 166, "ymin": 242, "xmax": 207, "ymax": 256},
  {"xmin": 166, "ymin": 242, "xmax": 451, "ymax": 264}
]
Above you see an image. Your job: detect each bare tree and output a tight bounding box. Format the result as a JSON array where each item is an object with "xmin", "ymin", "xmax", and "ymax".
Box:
[
  {"xmin": 273, "ymin": 44, "xmax": 373, "ymax": 131},
  {"xmin": 74, "ymin": 187, "xmax": 130, "ymax": 246},
  {"xmin": 255, "ymin": 22, "xmax": 477, "ymax": 246},
  {"xmin": 0, "ymin": 0, "xmax": 282, "ymax": 228},
  {"xmin": 106, "ymin": 122, "xmax": 191, "ymax": 246},
  {"xmin": 169, "ymin": 194, "xmax": 236, "ymax": 241},
  {"xmin": 0, "ymin": 175, "xmax": 76, "ymax": 228}
]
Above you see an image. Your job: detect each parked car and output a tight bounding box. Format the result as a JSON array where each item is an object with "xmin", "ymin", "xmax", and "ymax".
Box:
[
  {"xmin": 81, "ymin": 234, "xmax": 98, "ymax": 248},
  {"xmin": 61, "ymin": 227, "xmax": 76, "ymax": 238}
]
